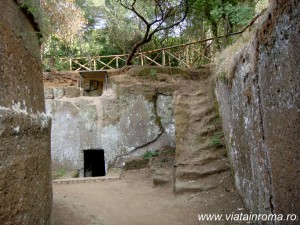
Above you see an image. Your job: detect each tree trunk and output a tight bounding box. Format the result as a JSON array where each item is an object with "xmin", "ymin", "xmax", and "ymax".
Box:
[
  {"xmin": 211, "ymin": 20, "xmax": 220, "ymax": 51},
  {"xmin": 126, "ymin": 38, "xmax": 151, "ymax": 65}
]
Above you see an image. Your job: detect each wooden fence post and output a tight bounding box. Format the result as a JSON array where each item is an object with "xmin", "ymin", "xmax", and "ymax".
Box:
[
  {"xmin": 141, "ymin": 53, "xmax": 144, "ymax": 66},
  {"xmin": 69, "ymin": 59, "xmax": 72, "ymax": 71},
  {"xmin": 186, "ymin": 47, "xmax": 189, "ymax": 66}
]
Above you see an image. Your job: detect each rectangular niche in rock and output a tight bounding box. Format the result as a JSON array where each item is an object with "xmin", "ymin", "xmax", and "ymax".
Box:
[
  {"xmin": 83, "ymin": 149, "xmax": 106, "ymax": 177},
  {"xmin": 79, "ymin": 70, "xmax": 108, "ymax": 96}
]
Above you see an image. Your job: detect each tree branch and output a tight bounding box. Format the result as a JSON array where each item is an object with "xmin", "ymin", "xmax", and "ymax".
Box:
[
  {"xmin": 119, "ymin": 0, "xmax": 150, "ymax": 26},
  {"xmin": 119, "ymin": 0, "xmax": 190, "ymax": 65}
]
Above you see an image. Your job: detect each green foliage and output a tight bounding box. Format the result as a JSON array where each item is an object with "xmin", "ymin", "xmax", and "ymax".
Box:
[
  {"xmin": 211, "ymin": 117, "xmax": 221, "ymax": 126},
  {"xmin": 224, "ymin": 3, "xmax": 255, "ymax": 26},
  {"xmin": 219, "ymin": 73, "xmax": 229, "ymax": 84},
  {"xmin": 143, "ymin": 150, "xmax": 159, "ymax": 160},
  {"xmin": 41, "ymin": 0, "xmax": 262, "ymax": 71},
  {"xmin": 230, "ymin": 166, "xmax": 235, "ymax": 177},
  {"xmin": 184, "ymin": 0, "xmax": 256, "ymax": 50},
  {"xmin": 214, "ymin": 29, "xmax": 254, "ymax": 86},
  {"xmin": 149, "ymin": 69, "xmax": 157, "ymax": 79},
  {"xmin": 56, "ymin": 168, "xmax": 66, "ymax": 177},
  {"xmin": 212, "ymin": 137, "xmax": 222, "ymax": 146},
  {"xmin": 211, "ymin": 131, "xmax": 224, "ymax": 148},
  {"xmin": 209, "ymin": 2, "xmax": 254, "ymax": 27}
]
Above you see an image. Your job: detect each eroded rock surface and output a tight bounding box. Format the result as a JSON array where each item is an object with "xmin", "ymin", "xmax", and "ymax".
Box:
[
  {"xmin": 46, "ymin": 67, "xmax": 182, "ymax": 175},
  {"xmin": 174, "ymin": 77, "xmax": 229, "ymax": 193},
  {"xmin": 46, "ymin": 66, "xmax": 229, "ymax": 194},
  {"xmin": 215, "ymin": 0, "xmax": 300, "ymax": 220},
  {"xmin": 0, "ymin": 1, "xmax": 52, "ymax": 224}
]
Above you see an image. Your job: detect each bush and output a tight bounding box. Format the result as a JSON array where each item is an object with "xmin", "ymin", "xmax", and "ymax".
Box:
[{"xmin": 143, "ymin": 150, "xmax": 159, "ymax": 160}]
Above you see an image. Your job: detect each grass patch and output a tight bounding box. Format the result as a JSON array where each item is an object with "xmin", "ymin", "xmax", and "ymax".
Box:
[
  {"xmin": 149, "ymin": 69, "xmax": 157, "ymax": 79},
  {"xmin": 218, "ymin": 73, "xmax": 229, "ymax": 85},
  {"xmin": 211, "ymin": 131, "xmax": 225, "ymax": 148},
  {"xmin": 57, "ymin": 168, "xmax": 65, "ymax": 177},
  {"xmin": 214, "ymin": 30, "xmax": 254, "ymax": 86},
  {"xmin": 143, "ymin": 150, "xmax": 159, "ymax": 160},
  {"xmin": 52, "ymin": 168, "xmax": 66, "ymax": 180}
]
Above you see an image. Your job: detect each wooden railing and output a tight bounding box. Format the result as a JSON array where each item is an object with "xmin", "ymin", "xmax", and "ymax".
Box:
[{"xmin": 42, "ymin": 40, "xmax": 213, "ymax": 71}]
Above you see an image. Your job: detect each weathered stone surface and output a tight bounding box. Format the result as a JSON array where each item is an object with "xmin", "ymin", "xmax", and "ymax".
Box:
[
  {"xmin": 64, "ymin": 86, "xmax": 80, "ymax": 98},
  {"xmin": 46, "ymin": 66, "xmax": 224, "ymax": 196},
  {"xmin": 0, "ymin": 1, "xmax": 52, "ymax": 224},
  {"xmin": 174, "ymin": 173, "xmax": 225, "ymax": 193},
  {"xmin": 215, "ymin": 0, "xmax": 300, "ymax": 220},
  {"xmin": 0, "ymin": 2, "xmax": 44, "ymax": 112},
  {"xmin": 46, "ymin": 86, "xmax": 173, "ymax": 176},
  {"xmin": 124, "ymin": 157, "xmax": 149, "ymax": 170},
  {"xmin": 47, "ymin": 67, "xmax": 204, "ymax": 176},
  {"xmin": 173, "ymin": 77, "xmax": 229, "ymax": 193},
  {"xmin": 0, "ymin": 110, "xmax": 52, "ymax": 224},
  {"xmin": 44, "ymin": 88, "xmax": 54, "ymax": 99},
  {"xmin": 117, "ymin": 94, "xmax": 162, "ymax": 151},
  {"xmin": 157, "ymin": 94, "xmax": 175, "ymax": 139},
  {"xmin": 46, "ymin": 99, "xmax": 82, "ymax": 170},
  {"xmin": 53, "ymin": 87, "xmax": 65, "ymax": 99},
  {"xmin": 153, "ymin": 168, "xmax": 173, "ymax": 186},
  {"xmin": 43, "ymin": 71, "xmax": 79, "ymax": 87},
  {"xmin": 175, "ymin": 159, "xmax": 229, "ymax": 180}
]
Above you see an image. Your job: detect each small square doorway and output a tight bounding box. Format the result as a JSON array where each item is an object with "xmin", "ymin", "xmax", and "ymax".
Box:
[{"xmin": 84, "ymin": 149, "xmax": 106, "ymax": 177}]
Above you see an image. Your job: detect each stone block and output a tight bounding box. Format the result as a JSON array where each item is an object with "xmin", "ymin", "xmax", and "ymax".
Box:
[
  {"xmin": 53, "ymin": 87, "xmax": 65, "ymax": 98},
  {"xmin": 44, "ymin": 88, "xmax": 54, "ymax": 99},
  {"xmin": 153, "ymin": 168, "xmax": 172, "ymax": 186},
  {"xmin": 125, "ymin": 157, "xmax": 149, "ymax": 170},
  {"xmin": 64, "ymin": 86, "xmax": 80, "ymax": 98}
]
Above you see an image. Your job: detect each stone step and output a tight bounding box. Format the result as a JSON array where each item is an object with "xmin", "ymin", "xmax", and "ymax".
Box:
[
  {"xmin": 174, "ymin": 172, "xmax": 227, "ymax": 193},
  {"xmin": 175, "ymin": 160, "xmax": 229, "ymax": 180},
  {"xmin": 53, "ymin": 167, "xmax": 122, "ymax": 184},
  {"xmin": 176, "ymin": 150, "xmax": 225, "ymax": 166},
  {"xmin": 152, "ymin": 168, "xmax": 173, "ymax": 186},
  {"xmin": 190, "ymin": 106, "xmax": 215, "ymax": 118},
  {"xmin": 181, "ymin": 139, "xmax": 215, "ymax": 154},
  {"xmin": 194, "ymin": 141, "xmax": 219, "ymax": 151},
  {"xmin": 188, "ymin": 97, "xmax": 210, "ymax": 107},
  {"xmin": 190, "ymin": 114, "xmax": 219, "ymax": 128},
  {"xmin": 178, "ymin": 91, "xmax": 206, "ymax": 98},
  {"xmin": 196, "ymin": 124, "xmax": 221, "ymax": 137},
  {"xmin": 200, "ymin": 113, "xmax": 219, "ymax": 124}
]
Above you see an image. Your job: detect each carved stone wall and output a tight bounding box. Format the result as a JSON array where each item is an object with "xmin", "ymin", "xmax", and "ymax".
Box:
[
  {"xmin": 0, "ymin": 1, "xmax": 52, "ymax": 224},
  {"xmin": 216, "ymin": 0, "xmax": 300, "ymax": 222}
]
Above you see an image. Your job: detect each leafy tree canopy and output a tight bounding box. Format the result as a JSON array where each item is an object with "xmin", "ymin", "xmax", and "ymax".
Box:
[{"xmin": 35, "ymin": 0, "xmax": 266, "ymax": 67}]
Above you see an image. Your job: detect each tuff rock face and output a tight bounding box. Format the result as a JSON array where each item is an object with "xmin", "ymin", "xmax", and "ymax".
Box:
[
  {"xmin": 45, "ymin": 68, "xmax": 178, "ymax": 175},
  {"xmin": 46, "ymin": 89, "xmax": 175, "ymax": 175},
  {"xmin": 46, "ymin": 66, "xmax": 229, "ymax": 194},
  {"xmin": 0, "ymin": 1, "xmax": 52, "ymax": 224},
  {"xmin": 215, "ymin": 0, "xmax": 300, "ymax": 222}
]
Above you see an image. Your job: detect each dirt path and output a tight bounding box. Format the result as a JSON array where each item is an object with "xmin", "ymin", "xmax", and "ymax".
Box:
[{"xmin": 52, "ymin": 169, "xmax": 248, "ymax": 225}]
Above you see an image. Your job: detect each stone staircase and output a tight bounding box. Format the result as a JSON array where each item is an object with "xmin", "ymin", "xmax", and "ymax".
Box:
[{"xmin": 174, "ymin": 80, "xmax": 230, "ymax": 193}]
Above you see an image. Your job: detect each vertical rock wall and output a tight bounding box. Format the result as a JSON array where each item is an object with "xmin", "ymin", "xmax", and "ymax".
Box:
[
  {"xmin": 215, "ymin": 0, "xmax": 300, "ymax": 222},
  {"xmin": 0, "ymin": 1, "xmax": 52, "ymax": 224},
  {"xmin": 46, "ymin": 85, "xmax": 175, "ymax": 175}
]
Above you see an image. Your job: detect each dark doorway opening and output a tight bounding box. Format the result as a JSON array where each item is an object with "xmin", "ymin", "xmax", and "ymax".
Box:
[{"xmin": 84, "ymin": 150, "xmax": 105, "ymax": 177}]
